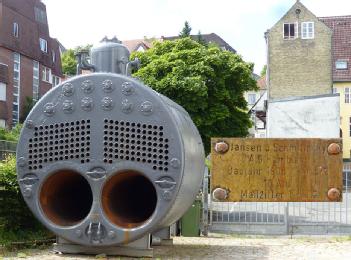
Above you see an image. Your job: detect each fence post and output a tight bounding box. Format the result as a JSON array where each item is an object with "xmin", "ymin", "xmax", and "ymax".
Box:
[{"xmin": 284, "ymin": 203, "xmax": 289, "ymax": 235}]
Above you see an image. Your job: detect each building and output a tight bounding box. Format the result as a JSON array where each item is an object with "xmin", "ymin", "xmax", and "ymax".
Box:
[
  {"xmin": 266, "ymin": 0, "xmax": 333, "ymax": 100},
  {"xmin": 320, "ymin": 16, "xmax": 351, "ymax": 159},
  {"xmin": 266, "ymin": 0, "xmax": 351, "ymax": 159},
  {"xmin": 122, "ymin": 33, "xmax": 236, "ymax": 53},
  {"xmin": 0, "ymin": 0, "xmax": 63, "ymax": 128},
  {"xmin": 247, "ymin": 76, "xmax": 267, "ymax": 138}
]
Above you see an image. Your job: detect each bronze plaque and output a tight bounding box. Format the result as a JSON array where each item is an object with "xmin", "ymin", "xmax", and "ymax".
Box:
[{"xmin": 211, "ymin": 138, "xmax": 343, "ymax": 202}]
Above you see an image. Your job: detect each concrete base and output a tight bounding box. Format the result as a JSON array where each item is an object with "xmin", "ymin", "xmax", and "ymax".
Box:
[
  {"xmin": 152, "ymin": 227, "xmax": 173, "ymax": 246},
  {"xmin": 53, "ymin": 235, "xmax": 153, "ymax": 258}
]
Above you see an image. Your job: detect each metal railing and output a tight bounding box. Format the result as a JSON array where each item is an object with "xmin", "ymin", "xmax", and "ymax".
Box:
[
  {"xmin": 208, "ymin": 162, "xmax": 351, "ymax": 235},
  {"xmin": 0, "ymin": 140, "xmax": 17, "ymax": 160}
]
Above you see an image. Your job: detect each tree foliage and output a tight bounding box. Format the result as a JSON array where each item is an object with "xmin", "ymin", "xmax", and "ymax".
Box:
[
  {"xmin": 260, "ymin": 65, "xmax": 267, "ymax": 77},
  {"xmin": 0, "ymin": 155, "xmax": 42, "ymax": 231},
  {"xmin": 0, "ymin": 124, "xmax": 21, "ymax": 141},
  {"xmin": 131, "ymin": 38, "xmax": 257, "ymax": 153},
  {"xmin": 61, "ymin": 49, "xmax": 77, "ymax": 76},
  {"xmin": 179, "ymin": 21, "xmax": 192, "ymax": 38},
  {"xmin": 20, "ymin": 96, "xmax": 36, "ymax": 123}
]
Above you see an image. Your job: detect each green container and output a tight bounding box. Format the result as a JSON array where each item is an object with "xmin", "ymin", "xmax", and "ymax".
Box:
[{"xmin": 180, "ymin": 198, "xmax": 202, "ymax": 237}]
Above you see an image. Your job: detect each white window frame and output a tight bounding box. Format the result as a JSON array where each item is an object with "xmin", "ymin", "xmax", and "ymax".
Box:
[
  {"xmin": 13, "ymin": 22, "xmax": 19, "ymax": 38},
  {"xmin": 336, "ymin": 60, "xmax": 348, "ymax": 70},
  {"xmin": 283, "ymin": 22, "xmax": 298, "ymax": 40},
  {"xmin": 42, "ymin": 66, "xmax": 52, "ymax": 83},
  {"xmin": 39, "ymin": 38, "xmax": 48, "ymax": 53},
  {"xmin": 345, "ymin": 87, "xmax": 351, "ymax": 104},
  {"xmin": 13, "ymin": 52, "xmax": 20, "ymax": 125},
  {"xmin": 52, "ymin": 50, "xmax": 56, "ymax": 63},
  {"xmin": 301, "ymin": 22, "xmax": 314, "ymax": 39},
  {"xmin": 33, "ymin": 61, "xmax": 39, "ymax": 101},
  {"xmin": 0, "ymin": 82, "xmax": 6, "ymax": 101},
  {"xmin": 52, "ymin": 75, "xmax": 60, "ymax": 87}
]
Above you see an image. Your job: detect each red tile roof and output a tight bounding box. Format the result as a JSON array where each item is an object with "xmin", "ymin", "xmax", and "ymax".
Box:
[
  {"xmin": 319, "ymin": 16, "xmax": 351, "ymax": 82},
  {"xmin": 257, "ymin": 76, "xmax": 267, "ymax": 90},
  {"xmin": 122, "ymin": 39, "xmax": 153, "ymax": 52}
]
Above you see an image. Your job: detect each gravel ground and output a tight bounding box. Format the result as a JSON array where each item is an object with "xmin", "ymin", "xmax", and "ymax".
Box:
[{"xmin": 2, "ymin": 234, "xmax": 351, "ymax": 260}]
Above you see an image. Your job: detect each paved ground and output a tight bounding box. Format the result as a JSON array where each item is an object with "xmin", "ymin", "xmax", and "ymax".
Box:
[{"xmin": 2, "ymin": 234, "xmax": 351, "ymax": 259}]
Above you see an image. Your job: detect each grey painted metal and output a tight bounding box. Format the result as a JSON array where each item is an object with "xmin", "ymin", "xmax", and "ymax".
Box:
[
  {"xmin": 208, "ymin": 162, "xmax": 351, "ymax": 235},
  {"xmin": 90, "ymin": 38, "xmax": 131, "ymax": 76},
  {"xmin": 16, "ymin": 74, "xmax": 204, "ymax": 245}
]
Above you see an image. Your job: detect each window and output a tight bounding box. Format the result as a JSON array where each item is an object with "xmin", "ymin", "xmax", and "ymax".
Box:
[
  {"xmin": 0, "ymin": 82, "xmax": 6, "ymax": 101},
  {"xmin": 39, "ymin": 38, "xmax": 47, "ymax": 53},
  {"xmin": 34, "ymin": 7, "xmax": 47, "ymax": 24},
  {"xmin": 52, "ymin": 50, "xmax": 56, "ymax": 63},
  {"xmin": 52, "ymin": 75, "xmax": 60, "ymax": 87},
  {"xmin": 336, "ymin": 60, "xmax": 348, "ymax": 70},
  {"xmin": 283, "ymin": 23, "xmax": 297, "ymax": 39},
  {"xmin": 33, "ymin": 61, "xmax": 39, "ymax": 101},
  {"xmin": 248, "ymin": 94, "xmax": 256, "ymax": 105},
  {"xmin": 345, "ymin": 88, "xmax": 351, "ymax": 103},
  {"xmin": 13, "ymin": 22, "xmax": 19, "ymax": 38},
  {"xmin": 301, "ymin": 22, "xmax": 314, "ymax": 39},
  {"xmin": 13, "ymin": 53, "xmax": 20, "ymax": 125},
  {"xmin": 332, "ymin": 88, "xmax": 338, "ymax": 94},
  {"xmin": 0, "ymin": 119, "xmax": 5, "ymax": 128},
  {"xmin": 42, "ymin": 66, "xmax": 51, "ymax": 83}
]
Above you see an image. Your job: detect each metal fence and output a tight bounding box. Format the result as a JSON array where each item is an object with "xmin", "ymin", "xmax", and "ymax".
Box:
[
  {"xmin": 207, "ymin": 162, "xmax": 351, "ymax": 235},
  {"xmin": 0, "ymin": 140, "xmax": 17, "ymax": 161}
]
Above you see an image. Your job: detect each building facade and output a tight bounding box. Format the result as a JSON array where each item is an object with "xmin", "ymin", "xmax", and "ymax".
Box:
[
  {"xmin": 0, "ymin": 0, "xmax": 63, "ymax": 128},
  {"xmin": 320, "ymin": 16, "xmax": 351, "ymax": 159},
  {"xmin": 266, "ymin": 0, "xmax": 333, "ymax": 100}
]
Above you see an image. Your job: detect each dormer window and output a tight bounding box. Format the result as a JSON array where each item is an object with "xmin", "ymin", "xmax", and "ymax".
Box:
[
  {"xmin": 336, "ymin": 60, "xmax": 348, "ymax": 70},
  {"xmin": 301, "ymin": 22, "xmax": 314, "ymax": 39},
  {"xmin": 283, "ymin": 23, "xmax": 298, "ymax": 39},
  {"xmin": 39, "ymin": 38, "xmax": 48, "ymax": 53},
  {"xmin": 13, "ymin": 22, "xmax": 19, "ymax": 38}
]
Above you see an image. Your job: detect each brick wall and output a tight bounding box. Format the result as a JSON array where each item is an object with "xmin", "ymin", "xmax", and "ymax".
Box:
[{"xmin": 267, "ymin": 1, "xmax": 333, "ymax": 100}]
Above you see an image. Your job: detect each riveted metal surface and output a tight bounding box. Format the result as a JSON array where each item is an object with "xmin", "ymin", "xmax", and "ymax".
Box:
[{"xmin": 16, "ymin": 73, "xmax": 205, "ymax": 247}]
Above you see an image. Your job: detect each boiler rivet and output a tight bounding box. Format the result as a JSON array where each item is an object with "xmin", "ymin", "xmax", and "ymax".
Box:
[
  {"xmin": 163, "ymin": 190, "xmax": 172, "ymax": 201},
  {"xmin": 101, "ymin": 97, "xmax": 114, "ymax": 111},
  {"xmin": 327, "ymin": 143, "xmax": 341, "ymax": 155},
  {"xmin": 75, "ymin": 229, "xmax": 83, "ymax": 238},
  {"xmin": 140, "ymin": 101, "xmax": 153, "ymax": 115},
  {"xmin": 170, "ymin": 158, "xmax": 180, "ymax": 169},
  {"xmin": 81, "ymin": 80, "xmax": 94, "ymax": 94},
  {"xmin": 122, "ymin": 82, "xmax": 134, "ymax": 96},
  {"xmin": 212, "ymin": 188, "xmax": 228, "ymax": 201},
  {"xmin": 23, "ymin": 188, "xmax": 32, "ymax": 198},
  {"xmin": 327, "ymin": 188, "xmax": 341, "ymax": 201},
  {"xmin": 62, "ymin": 83, "xmax": 74, "ymax": 97},
  {"xmin": 108, "ymin": 231, "xmax": 116, "ymax": 239},
  {"xmin": 62, "ymin": 100, "xmax": 75, "ymax": 114},
  {"xmin": 215, "ymin": 141, "xmax": 229, "ymax": 154},
  {"xmin": 121, "ymin": 99, "xmax": 133, "ymax": 114},
  {"xmin": 44, "ymin": 103, "xmax": 55, "ymax": 116},
  {"xmin": 102, "ymin": 79, "xmax": 114, "ymax": 93},
  {"xmin": 18, "ymin": 157, "xmax": 26, "ymax": 167},
  {"xmin": 81, "ymin": 97, "xmax": 94, "ymax": 112},
  {"xmin": 25, "ymin": 120, "xmax": 34, "ymax": 129}
]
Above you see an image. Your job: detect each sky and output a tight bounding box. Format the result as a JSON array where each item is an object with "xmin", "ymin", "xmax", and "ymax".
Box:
[{"xmin": 42, "ymin": 0, "xmax": 351, "ymax": 74}]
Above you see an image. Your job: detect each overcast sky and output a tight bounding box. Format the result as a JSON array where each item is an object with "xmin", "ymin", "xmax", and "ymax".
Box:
[{"xmin": 42, "ymin": 0, "xmax": 351, "ymax": 74}]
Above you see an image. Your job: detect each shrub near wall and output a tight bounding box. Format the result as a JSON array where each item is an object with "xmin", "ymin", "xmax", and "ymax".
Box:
[{"xmin": 0, "ymin": 155, "xmax": 41, "ymax": 231}]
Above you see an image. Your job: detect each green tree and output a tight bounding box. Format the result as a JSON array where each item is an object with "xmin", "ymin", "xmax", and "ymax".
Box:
[
  {"xmin": 179, "ymin": 21, "xmax": 192, "ymax": 38},
  {"xmin": 196, "ymin": 30, "xmax": 207, "ymax": 46},
  {"xmin": 131, "ymin": 38, "xmax": 257, "ymax": 153},
  {"xmin": 260, "ymin": 65, "xmax": 267, "ymax": 77},
  {"xmin": 61, "ymin": 49, "xmax": 77, "ymax": 76},
  {"xmin": 20, "ymin": 96, "xmax": 36, "ymax": 123},
  {"xmin": 0, "ymin": 124, "xmax": 21, "ymax": 141}
]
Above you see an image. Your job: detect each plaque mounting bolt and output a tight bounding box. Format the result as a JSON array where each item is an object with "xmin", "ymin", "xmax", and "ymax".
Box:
[
  {"xmin": 212, "ymin": 188, "xmax": 228, "ymax": 201},
  {"xmin": 215, "ymin": 141, "xmax": 229, "ymax": 154},
  {"xmin": 327, "ymin": 188, "xmax": 341, "ymax": 201},
  {"xmin": 327, "ymin": 143, "xmax": 341, "ymax": 155}
]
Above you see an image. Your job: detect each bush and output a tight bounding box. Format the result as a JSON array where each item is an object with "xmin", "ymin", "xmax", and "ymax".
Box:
[{"xmin": 0, "ymin": 155, "xmax": 43, "ymax": 231}]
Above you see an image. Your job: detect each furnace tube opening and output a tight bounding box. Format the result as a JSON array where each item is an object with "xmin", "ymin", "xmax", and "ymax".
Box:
[
  {"xmin": 102, "ymin": 170, "xmax": 157, "ymax": 228},
  {"xmin": 39, "ymin": 170, "xmax": 93, "ymax": 226}
]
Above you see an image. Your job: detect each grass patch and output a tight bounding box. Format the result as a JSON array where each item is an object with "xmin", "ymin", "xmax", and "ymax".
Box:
[{"xmin": 0, "ymin": 226, "xmax": 54, "ymax": 254}]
